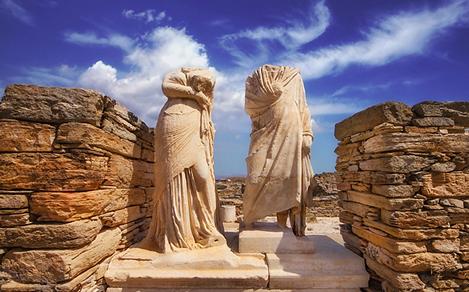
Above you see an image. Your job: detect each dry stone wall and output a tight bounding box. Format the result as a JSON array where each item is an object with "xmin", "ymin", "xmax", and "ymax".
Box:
[
  {"xmin": 0, "ymin": 84, "xmax": 154, "ymax": 291},
  {"xmin": 336, "ymin": 101, "xmax": 469, "ymax": 291}
]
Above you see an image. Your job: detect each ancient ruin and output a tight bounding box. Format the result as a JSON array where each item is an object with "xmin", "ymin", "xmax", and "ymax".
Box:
[{"xmin": 336, "ymin": 101, "xmax": 469, "ymax": 291}]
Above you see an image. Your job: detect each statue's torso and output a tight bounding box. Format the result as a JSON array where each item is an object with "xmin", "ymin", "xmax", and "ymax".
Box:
[{"xmin": 164, "ymin": 98, "xmax": 201, "ymax": 115}]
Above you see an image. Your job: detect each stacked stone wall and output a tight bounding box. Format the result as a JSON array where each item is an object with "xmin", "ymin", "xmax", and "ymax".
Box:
[
  {"xmin": 336, "ymin": 101, "xmax": 469, "ymax": 291},
  {"xmin": 0, "ymin": 84, "xmax": 154, "ymax": 291}
]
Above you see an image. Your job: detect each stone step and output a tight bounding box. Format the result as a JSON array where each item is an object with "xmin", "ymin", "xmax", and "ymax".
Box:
[{"xmin": 267, "ymin": 235, "xmax": 369, "ymax": 289}]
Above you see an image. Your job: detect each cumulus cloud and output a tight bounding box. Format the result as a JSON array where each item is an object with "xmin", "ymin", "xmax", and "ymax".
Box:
[
  {"xmin": 76, "ymin": 27, "xmax": 209, "ymax": 124},
  {"xmin": 1, "ymin": 0, "xmax": 33, "ymax": 25},
  {"xmin": 122, "ymin": 9, "xmax": 168, "ymax": 23}
]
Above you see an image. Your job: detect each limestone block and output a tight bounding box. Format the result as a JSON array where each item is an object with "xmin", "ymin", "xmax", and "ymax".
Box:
[
  {"xmin": 31, "ymin": 188, "xmax": 145, "ymax": 222},
  {"xmin": 366, "ymin": 243, "xmax": 461, "ymax": 273},
  {"xmin": 0, "ymin": 194, "xmax": 28, "ymax": 209},
  {"xmin": 0, "ymin": 213, "xmax": 30, "ymax": 227},
  {"xmin": 344, "ymin": 190, "xmax": 424, "ymax": 211},
  {"xmin": 352, "ymin": 226, "xmax": 426, "ymax": 254},
  {"xmin": 412, "ymin": 103, "xmax": 443, "ymax": 117},
  {"xmin": 340, "ymin": 171, "xmax": 406, "ymax": 184},
  {"xmin": 100, "ymin": 206, "xmax": 145, "ymax": 227},
  {"xmin": 0, "ymin": 84, "xmax": 106, "ymax": 125},
  {"xmin": 105, "ymin": 154, "xmax": 153, "ymax": 188},
  {"xmin": 362, "ymin": 133, "xmax": 469, "ymax": 153},
  {"xmin": 0, "ymin": 219, "xmax": 102, "ymax": 248},
  {"xmin": 422, "ymin": 172, "xmax": 469, "ymax": 197},
  {"xmin": 2, "ymin": 228, "xmax": 121, "ymax": 284},
  {"xmin": 359, "ymin": 155, "xmax": 434, "ymax": 173},
  {"xmin": 431, "ymin": 239, "xmax": 460, "ymax": 253},
  {"xmin": 267, "ymin": 235, "xmax": 369, "ymax": 289},
  {"xmin": 371, "ymin": 185, "xmax": 416, "ymax": 198},
  {"xmin": 0, "ymin": 120, "xmax": 55, "ymax": 152},
  {"xmin": 363, "ymin": 218, "xmax": 458, "ymax": 240},
  {"xmin": 103, "ymin": 98, "xmax": 153, "ymax": 144},
  {"xmin": 335, "ymin": 102, "xmax": 412, "ymax": 140},
  {"xmin": 432, "ymin": 162, "xmax": 457, "ymax": 172},
  {"xmin": 380, "ymin": 209, "xmax": 450, "ymax": 228},
  {"xmin": 238, "ymin": 222, "xmax": 315, "ymax": 253},
  {"xmin": 105, "ymin": 245, "xmax": 268, "ymax": 289},
  {"xmin": 341, "ymin": 201, "xmax": 379, "ymax": 218},
  {"xmin": 0, "ymin": 152, "xmax": 108, "ymax": 191},
  {"xmin": 56, "ymin": 122, "xmax": 142, "ymax": 159},
  {"xmin": 412, "ymin": 117, "xmax": 455, "ymax": 127},
  {"xmin": 365, "ymin": 256, "xmax": 425, "ymax": 290}
]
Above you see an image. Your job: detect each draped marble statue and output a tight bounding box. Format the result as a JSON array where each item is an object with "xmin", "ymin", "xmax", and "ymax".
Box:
[
  {"xmin": 243, "ymin": 64, "xmax": 314, "ymax": 236},
  {"xmin": 144, "ymin": 67, "xmax": 225, "ymax": 252}
]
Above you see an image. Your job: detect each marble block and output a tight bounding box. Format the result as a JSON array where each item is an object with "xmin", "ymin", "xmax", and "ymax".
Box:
[
  {"xmin": 238, "ymin": 222, "xmax": 315, "ymax": 253},
  {"xmin": 267, "ymin": 235, "xmax": 369, "ymax": 289},
  {"xmin": 105, "ymin": 245, "xmax": 268, "ymax": 289}
]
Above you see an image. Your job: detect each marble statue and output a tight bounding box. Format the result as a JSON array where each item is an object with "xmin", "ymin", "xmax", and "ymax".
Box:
[
  {"xmin": 243, "ymin": 64, "xmax": 315, "ymax": 236},
  {"xmin": 144, "ymin": 67, "xmax": 225, "ymax": 252}
]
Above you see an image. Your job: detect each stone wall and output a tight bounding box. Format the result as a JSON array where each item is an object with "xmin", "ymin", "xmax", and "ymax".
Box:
[
  {"xmin": 310, "ymin": 172, "xmax": 340, "ymax": 217},
  {"xmin": 0, "ymin": 85, "xmax": 154, "ymax": 291},
  {"xmin": 335, "ymin": 101, "xmax": 469, "ymax": 291}
]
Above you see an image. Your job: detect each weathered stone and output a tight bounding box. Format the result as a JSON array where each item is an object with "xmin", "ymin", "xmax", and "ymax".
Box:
[
  {"xmin": 0, "ymin": 208, "xmax": 27, "ymax": 215},
  {"xmin": 0, "ymin": 153, "xmax": 108, "ymax": 191},
  {"xmin": 0, "ymin": 213, "xmax": 30, "ymax": 227},
  {"xmin": 335, "ymin": 102, "xmax": 412, "ymax": 140},
  {"xmin": 367, "ymin": 243, "xmax": 461, "ymax": 273},
  {"xmin": 56, "ymin": 122, "xmax": 142, "ymax": 159},
  {"xmin": 363, "ymin": 133, "xmax": 469, "ymax": 153},
  {"xmin": 0, "ymin": 219, "xmax": 102, "ymax": 248},
  {"xmin": 353, "ymin": 226, "xmax": 426, "ymax": 254},
  {"xmin": 0, "ymin": 120, "xmax": 55, "ymax": 152},
  {"xmin": 405, "ymin": 126, "xmax": 439, "ymax": 133},
  {"xmin": 380, "ymin": 209, "xmax": 450, "ymax": 228},
  {"xmin": 412, "ymin": 102, "xmax": 443, "ymax": 117},
  {"xmin": 341, "ymin": 201, "xmax": 379, "ymax": 218},
  {"xmin": 432, "ymin": 162, "xmax": 457, "ymax": 172},
  {"xmin": 365, "ymin": 256, "xmax": 425, "ymax": 290},
  {"xmin": 100, "ymin": 206, "xmax": 145, "ymax": 227},
  {"xmin": 413, "ymin": 101, "xmax": 469, "ymax": 127},
  {"xmin": 359, "ymin": 155, "xmax": 434, "ymax": 173},
  {"xmin": 31, "ymin": 188, "xmax": 146, "ymax": 222},
  {"xmin": 340, "ymin": 171, "xmax": 406, "ymax": 184},
  {"xmin": 344, "ymin": 190, "xmax": 424, "ymax": 211},
  {"xmin": 0, "ymin": 195, "xmax": 28, "ymax": 209},
  {"xmin": 431, "ymin": 239, "xmax": 460, "ymax": 253},
  {"xmin": 412, "ymin": 117, "xmax": 455, "ymax": 127},
  {"xmin": 0, "ymin": 84, "xmax": 106, "ymax": 125},
  {"xmin": 105, "ymin": 154, "xmax": 153, "ymax": 188},
  {"xmin": 371, "ymin": 185, "xmax": 416, "ymax": 198},
  {"xmin": 103, "ymin": 99, "xmax": 153, "ymax": 143},
  {"xmin": 2, "ymin": 228, "xmax": 121, "ymax": 284},
  {"xmin": 422, "ymin": 172, "xmax": 469, "ymax": 197},
  {"xmin": 364, "ymin": 218, "xmax": 458, "ymax": 240}
]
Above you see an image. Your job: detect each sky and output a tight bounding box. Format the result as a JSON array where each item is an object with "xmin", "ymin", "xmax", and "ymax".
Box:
[{"xmin": 1, "ymin": 0, "xmax": 468, "ymax": 177}]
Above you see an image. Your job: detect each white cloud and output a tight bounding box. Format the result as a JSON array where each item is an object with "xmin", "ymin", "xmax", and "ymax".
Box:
[
  {"xmin": 77, "ymin": 27, "xmax": 209, "ymax": 124},
  {"xmin": 308, "ymin": 97, "xmax": 369, "ymax": 116},
  {"xmin": 64, "ymin": 32, "xmax": 135, "ymax": 52},
  {"xmin": 219, "ymin": 0, "xmax": 331, "ymax": 67},
  {"xmin": 1, "ymin": 0, "xmax": 33, "ymax": 25},
  {"xmin": 122, "ymin": 9, "xmax": 168, "ymax": 23},
  {"xmin": 284, "ymin": 0, "xmax": 469, "ymax": 79}
]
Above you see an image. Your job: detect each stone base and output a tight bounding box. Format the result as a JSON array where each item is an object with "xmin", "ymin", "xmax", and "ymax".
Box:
[
  {"xmin": 268, "ymin": 235, "xmax": 369, "ymax": 289},
  {"xmin": 107, "ymin": 288, "xmax": 361, "ymax": 291},
  {"xmin": 238, "ymin": 222, "xmax": 315, "ymax": 253},
  {"xmin": 104, "ymin": 245, "xmax": 268, "ymax": 289}
]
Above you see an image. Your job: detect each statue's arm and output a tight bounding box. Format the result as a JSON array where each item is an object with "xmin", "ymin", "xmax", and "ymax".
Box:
[
  {"xmin": 300, "ymin": 85, "xmax": 314, "ymax": 139},
  {"xmin": 162, "ymin": 72, "xmax": 198, "ymax": 99},
  {"xmin": 162, "ymin": 71, "xmax": 210, "ymax": 107}
]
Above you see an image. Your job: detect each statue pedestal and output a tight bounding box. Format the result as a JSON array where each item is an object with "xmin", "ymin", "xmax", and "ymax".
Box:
[
  {"xmin": 239, "ymin": 222, "xmax": 315, "ymax": 253},
  {"xmin": 104, "ymin": 245, "xmax": 268, "ymax": 289}
]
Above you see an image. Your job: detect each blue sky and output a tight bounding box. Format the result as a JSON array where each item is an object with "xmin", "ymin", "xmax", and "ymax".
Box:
[{"xmin": 1, "ymin": 0, "xmax": 468, "ymax": 177}]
